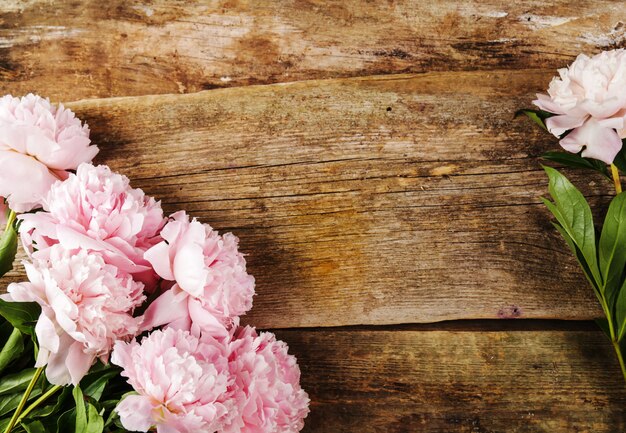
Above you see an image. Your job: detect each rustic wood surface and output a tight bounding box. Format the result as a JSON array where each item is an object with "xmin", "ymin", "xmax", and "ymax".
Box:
[
  {"xmin": 5, "ymin": 70, "xmax": 609, "ymax": 327},
  {"xmin": 0, "ymin": 1, "xmax": 625, "ymax": 100},
  {"xmin": 3, "ymin": 1, "xmax": 626, "ymax": 431},
  {"xmin": 278, "ymin": 326, "xmax": 626, "ymax": 432}
]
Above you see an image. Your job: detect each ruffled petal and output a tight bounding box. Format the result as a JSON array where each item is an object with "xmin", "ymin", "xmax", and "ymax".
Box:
[
  {"xmin": 560, "ymin": 119, "xmax": 623, "ymax": 164},
  {"xmin": 116, "ymin": 395, "xmax": 156, "ymax": 432},
  {"xmin": 140, "ymin": 286, "xmax": 190, "ymax": 332}
]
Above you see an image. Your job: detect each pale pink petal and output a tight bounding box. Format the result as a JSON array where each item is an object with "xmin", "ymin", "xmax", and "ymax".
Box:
[
  {"xmin": 144, "ymin": 241, "xmax": 175, "ymax": 281},
  {"xmin": 0, "ymin": 150, "xmax": 58, "ymax": 212},
  {"xmin": 188, "ymin": 298, "xmax": 229, "ymax": 338},
  {"xmin": 560, "ymin": 119, "xmax": 623, "ymax": 164},
  {"xmin": 140, "ymin": 286, "xmax": 190, "ymax": 332},
  {"xmin": 173, "ymin": 242, "xmax": 208, "ymax": 297},
  {"xmin": 533, "ymin": 93, "xmax": 566, "ymax": 114},
  {"xmin": 44, "ymin": 334, "xmax": 74, "ymax": 385},
  {"xmin": 35, "ymin": 313, "xmax": 59, "ymax": 353},
  {"xmin": 66, "ymin": 342, "xmax": 95, "ymax": 385},
  {"xmin": 116, "ymin": 395, "xmax": 156, "ymax": 432},
  {"xmin": 545, "ymin": 114, "xmax": 587, "ymax": 137}
]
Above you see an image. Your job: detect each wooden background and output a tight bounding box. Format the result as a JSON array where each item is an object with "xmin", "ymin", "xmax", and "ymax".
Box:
[{"xmin": 2, "ymin": 1, "xmax": 626, "ymax": 431}]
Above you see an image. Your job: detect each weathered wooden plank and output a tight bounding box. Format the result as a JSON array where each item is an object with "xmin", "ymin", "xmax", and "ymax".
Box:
[
  {"xmin": 2, "ymin": 70, "xmax": 611, "ymax": 327},
  {"xmin": 0, "ymin": 0, "xmax": 624, "ymax": 100},
  {"xmin": 279, "ymin": 328, "xmax": 626, "ymax": 433}
]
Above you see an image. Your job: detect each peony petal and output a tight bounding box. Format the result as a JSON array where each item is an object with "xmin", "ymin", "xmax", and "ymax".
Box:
[
  {"xmin": 560, "ymin": 119, "xmax": 623, "ymax": 164},
  {"xmin": 44, "ymin": 333, "xmax": 74, "ymax": 385},
  {"xmin": 144, "ymin": 241, "xmax": 175, "ymax": 281},
  {"xmin": 66, "ymin": 342, "xmax": 95, "ymax": 385},
  {"xmin": 0, "ymin": 150, "xmax": 58, "ymax": 212},
  {"xmin": 116, "ymin": 395, "xmax": 156, "ymax": 432},
  {"xmin": 545, "ymin": 114, "xmax": 587, "ymax": 137},
  {"xmin": 35, "ymin": 313, "xmax": 59, "ymax": 353},
  {"xmin": 173, "ymin": 240, "xmax": 208, "ymax": 298},
  {"xmin": 188, "ymin": 298, "xmax": 229, "ymax": 338},
  {"xmin": 140, "ymin": 286, "xmax": 190, "ymax": 332},
  {"xmin": 533, "ymin": 93, "xmax": 566, "ymax": 114}
]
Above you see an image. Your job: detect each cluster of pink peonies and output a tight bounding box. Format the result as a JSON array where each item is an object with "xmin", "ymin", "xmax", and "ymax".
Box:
[
  {"xmin": 534, "ymin": 49, "xmax": 626, "ymax": 164},
  {"xmin": 0, "ymin": 95, "xmax": 309, "ymax": 432},
  {"xmin": 111, "ymin": 327, "xmax": 309, "ymax": 433}
]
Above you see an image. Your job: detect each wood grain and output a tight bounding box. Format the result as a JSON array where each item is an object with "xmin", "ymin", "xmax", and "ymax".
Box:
[
  {"xmin": 278, "ymin": 327, "xmax": 626, "ymax": 433},
  {"xmin": 3, "ymin": 69, "xmax": 611, "ymax": 327},
  {"xmin": 0, "ymin": 0, "xmax": 625, "ymax": 100}
]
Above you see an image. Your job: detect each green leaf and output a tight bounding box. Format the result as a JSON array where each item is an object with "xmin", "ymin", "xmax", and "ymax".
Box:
[
  {"xmin": 613, "ymin": 140, "xmax": 626, "ymax": 174},
  {"xmin": 56, "ymin": 408, "xmax": 76, "ymax": 433},
  {"xmin": 0, "ymin": 327, "xmax": 23, "ymax": 374},
  {"xmin": 28, "ymin": 387, "xmax": 71, "ymax": 419},
  {"xmin": 550, "ymin": 221, "xmax": 603, "ymax": 302},
  {"xmin": 616, "ymin": 278, "xmax": 626, "ymax": 341},
  {"xmin": 0, "ymin": 369, "xmax": 38, "ymax": 396},
  {"xmin": 85, "ymin": 403, "xmax": 103, "ymax": 433},
  {"xmin": 599, "ymin": 192, "xmax": 626, "ymax": 305},
  {"xmin": 0, "ymin": 218, "xmax": 17, "ymax": 278},
  {"xmin": 21, "ymin": 420, "xmax": 46, "ymax": 433},
  {"xmin": 542, "ymin": 166, "xmax": 601, "ymax": 288},
  {"xmin": 515, "ymin": 109, "xmax": 552, "ymax": 131},
  {"xmin": 73, "ymin": 386, "xmax": 87, "ymax": 433},
  {"xmin": 596, "ymin": 317, "xmax": 612, "ymax": 339},
  {"xmin": 542, "ymin": 151, "xmax": 610, "ymax": 178},
  {"xmin": 0, "ymin": 300, "xmax": 41, "ymax": 339},
  {"xmin": 0, "ymin": 387, "xmax": 42, "ymax": 417},
  {"xmin": 82, "ymin": 370, "xmax": 118, "ymax": 402}
]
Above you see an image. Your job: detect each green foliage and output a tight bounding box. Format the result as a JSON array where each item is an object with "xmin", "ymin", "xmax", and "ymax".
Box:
[
  {"xmin": 0, "ymin": 300, "xmax": 40, "ymax": 340},
  {"xmin": 0, "ymin": 370, "xmax": 40, "ymax": 396},
  {"xmin": 0, "ymin": 328, "xmax": 24, "ymax": 375},
  {"xmin": 22, "ymin": 420, "xmax": 46, "ymax": 433},
  {"xmin": 599, "ymin": 193, "xmax": 626, "ymax": 304},
  {"xmin": 0, "ymin": 323, "xmax": 130, "ymax": 433},
  {"xmin": 543, "ymin": 167, "xmax": 626, "ymax": 351},
  {"xmin": 82, "ymin": 371, "xmax": 119, "ymax": 403},
  {"xmin": 542, "ymin": 151, "xmax": 610, "ymax": 178},
  {"xmin": 0, "ymin": 215, "xmax": 17, "ymax": 278},
  {"xmin": 73, "ymin": 386, "xmax": 104, "ymax": 433},
  {"xmin": 515, "ymin": 108, "xmax": 552, "ymax": 131},
  {"xmin": 542, "ymin": 166, "xmax": 601, "ymax": 289}
]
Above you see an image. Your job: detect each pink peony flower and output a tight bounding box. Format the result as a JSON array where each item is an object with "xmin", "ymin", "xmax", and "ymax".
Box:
[
  {"xmin": 533, "ymin": 49, "xmax": 626, "ymax": 164},
  {"xmin": 2, "ymin": 245, "xmax": 145, "ymax": 385},
  {"xmin": 0, "ymin": 94, "xmax": 97, "ymax": 212},
  {"xmin": 19, "ymin": 163, "xmax": 165, "ymax": 289},
  {"xmin": 112, "ymin": 326, "xmax": 309, "ymax": 433},
  {"xmin": 111, "ymin": 327, "xmax": 233, "ymax": 433},
  {"xmin": 141, "ymin": 211, "xmax": 254, "ymax": 336},
  {"xmin": 224, "ymin": 326, "xmax": 310, "ymax": 433}
]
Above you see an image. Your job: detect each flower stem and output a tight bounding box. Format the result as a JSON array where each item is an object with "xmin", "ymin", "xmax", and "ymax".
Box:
[
  {"xmin": 16, "ymin": 385, "xmax": 62, "ymax": 424},
  {"xmin": 4, "ymin": 209, "xmax": 15, "ymax": 232},
  {"xmin": 612, "ymin": 340, "xmax": 626, "ymax": 385},
  {"xmin": 3, "ymin": 367, "xmax": 43, "ymax": 433},
  {"xmin": 611, "ymin": 163, "xmax": 622, "ymax": 194}
]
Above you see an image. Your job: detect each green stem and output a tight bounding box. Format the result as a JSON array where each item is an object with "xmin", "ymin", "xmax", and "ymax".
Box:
[
  {"xmin": 611, "ymin": 163, "xmax": 622, "ymax": 194},
  {"xmin": 607, "ymin": 164, "xmax": 626, "ymax": 384},
  {"xmin": 3, "ymin": 367, "xmax": 43, "ymax": 433},
  {"xmin": 612, "ymin": 340, "xmax": 626, "ymax": 385},
  {"xmin": 4, "ymin": 209, "xmax": 15, "ymax": 232},
  {"xmin": 16, "ymin": 385, "xmax": 62, "ymax": 424}
]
